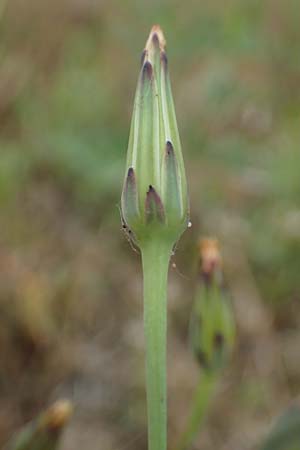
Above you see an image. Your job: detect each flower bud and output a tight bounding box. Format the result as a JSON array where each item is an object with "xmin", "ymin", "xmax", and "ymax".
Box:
[
  {"xmin": 121, "ymin": 26, "xmax": 189, "ymax": 247},
  {"xmin": 5, "ymin": 400, "xmax": 73, "ymax": 450},
  {"xmin": 190, "ymin": 239, "xmax": 235, "ymax": 373}
]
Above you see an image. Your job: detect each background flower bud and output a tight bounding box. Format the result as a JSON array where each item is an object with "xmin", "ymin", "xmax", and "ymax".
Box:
[
  {"xmin": 190, "ymin": 239, "xmax": 235, "ymax": 373},
  {"xmin": 5, "ymin": 400, "xmax": 72, "ymax": 450}
]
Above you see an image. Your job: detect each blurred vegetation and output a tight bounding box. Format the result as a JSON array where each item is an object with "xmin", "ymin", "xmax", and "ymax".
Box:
[
  {"xmin": 1, "ymin": 0, "xmax": 300, "ymax": 449},
  {"xmin": 260, "ymin": 405, "xmax": 300, "ymax": 450}
]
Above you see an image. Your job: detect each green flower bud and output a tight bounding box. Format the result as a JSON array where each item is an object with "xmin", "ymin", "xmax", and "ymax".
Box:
[
  {"xmin": 121, "ymin": 26, "xmax": 189, "ymax": 247},
  {"xmin": 190, "ymin": 239, "xmax": 235, "ymax": 374}
]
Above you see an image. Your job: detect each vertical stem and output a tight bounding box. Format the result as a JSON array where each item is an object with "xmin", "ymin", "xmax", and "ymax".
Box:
[
  {"xmin": 176, "ymin": 371, "xmax": 217, "ymax": 450},
  {"xmin": 142, "ymin": 239, "xmax": 172, "ymax": 450}
]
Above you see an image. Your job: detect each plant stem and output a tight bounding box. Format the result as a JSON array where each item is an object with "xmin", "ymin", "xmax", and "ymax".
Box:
[
  {"xmin": 176, "ymin": 371, "xmax": 217, "ymax": 450},
  {"xmin": 142, "ymin": 239, "xmax": 172, "ymax": 450}
]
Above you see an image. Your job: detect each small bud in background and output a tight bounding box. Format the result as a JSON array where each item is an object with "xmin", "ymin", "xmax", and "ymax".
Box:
[
  {"xmin": 121, "ymin": 25, "xmax": 189, "ymax": 248},
  {"xmin": 5, "ymin": 400, "xmax": 73, "ymax": 450},
  {"xmin": 190, "ymin": 238, "xmax": 235, "ymax": 373}
]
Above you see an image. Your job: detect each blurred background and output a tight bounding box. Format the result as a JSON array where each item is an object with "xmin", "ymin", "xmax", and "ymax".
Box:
[{"xmin": 0, "ymin": 0, "xmax": 300, "ymax": 449}]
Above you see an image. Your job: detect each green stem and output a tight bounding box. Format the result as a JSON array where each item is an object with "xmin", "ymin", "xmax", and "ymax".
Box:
[
  {"xmin": 176, "ymin": 371, "xmax": 217, "ymax": 450},
  {"xmin": 141, "ymin": 239, "xmax": 172, "ymax": 450}
]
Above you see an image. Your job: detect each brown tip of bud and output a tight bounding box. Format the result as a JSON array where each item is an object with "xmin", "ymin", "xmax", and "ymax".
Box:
[
  {"xmin": 145, "ymin": 25, "xmax": 166, "ymax": 53},
  {"xmin": 142, "ymin": 61, "xmax": 153, "ymax": 80},
  {"xmin": 42, "ymin": 400, "xmax": 73, "ymax": 430},
  {"xmin": 152, "ymin": 32, "xmax": 160, "ymax": 48},
  {"xmin": 199, "ymin": 238, "xmax": 222, "ymax": 275}
]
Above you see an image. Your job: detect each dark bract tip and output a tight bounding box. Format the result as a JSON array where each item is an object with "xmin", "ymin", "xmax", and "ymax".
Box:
[
  {"xmin": 145, "ymin": 185, "xmax": 165, "ymax": 224},
  {"xmin": 166, "ymin": 140, "xmax": 174, "ymax": 156},
  {"xmin": 124, "ymin": 167, "xmax": 137, "ymax": 198},
  {"xmin": 142, "ymin": 61, "xmax": 153, "ymax": 80},
  {"xmin": 127, "ymin": 167, "xmax": 135, "ymax": 179},
  {"xmin": 141, "ymin": 49, "xmax": 147, "ymax": 66},
  {"xmin": 160, "ymin": 51, "xmax": 168, "ymax": 69}
]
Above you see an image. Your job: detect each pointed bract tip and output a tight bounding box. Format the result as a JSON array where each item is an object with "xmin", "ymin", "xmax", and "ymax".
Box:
[
  {"xmin": 160, "ymin": 50, "xmax": 168, "ymax": 69},
  {"xmin": 166, "ymin": 140, "xmax": 174, "ymax": 155},
  {"xmin": 145, "ymin": 25, "xmax": 166, "ymax": 53},
  {"xmin": 122, "ymin": 167, "xmax": 140, "ymax": 230},
  {"xmin": 142, "ymin": 61, "xmax": 153, "ymax": 80},
  {"xmin": 124, "ymin": 166, "xmax": 137, "ymax": 200},
  {"xmin": 145, "ymin": 185, "xmax": 165, "ymax": 223},
  {"xmin": 127, "ymin": 166, "xmax": 135, "ymax": 179},
  {"xmin": 141, "ymin": 49, "xmax": 147, "ymax": 66}
]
